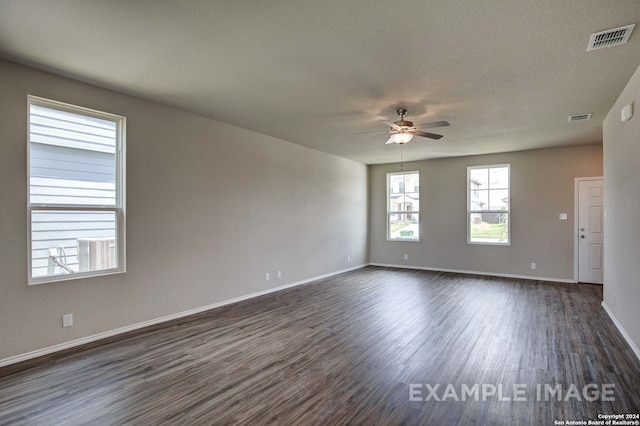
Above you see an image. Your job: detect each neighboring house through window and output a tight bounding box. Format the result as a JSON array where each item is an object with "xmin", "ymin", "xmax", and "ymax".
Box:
[
  {"xmin": 387, "ymin": 171, "xmax": 419, "ymax": 241},
  {"xmin": 28, "ymin": 96, "xmax": 125, "ymax": 284},
  {"xmin": 467, "ymin": 164, "xmax": 510, "ymax": 245}
]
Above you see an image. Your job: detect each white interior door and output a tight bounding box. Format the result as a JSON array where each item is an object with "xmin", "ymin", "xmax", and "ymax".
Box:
[{"xmin": 577, "ymin": 179, "xmax": 604, "ymax": 284}]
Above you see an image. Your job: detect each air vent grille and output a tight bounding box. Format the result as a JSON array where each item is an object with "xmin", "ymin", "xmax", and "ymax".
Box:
[
  {"xmin": 568, "ymin": 113, "xmax": 592, "ymax": 122},
  {"xmin": 587, "ymin": 24, "xmax": 635, "ymax": 51}
]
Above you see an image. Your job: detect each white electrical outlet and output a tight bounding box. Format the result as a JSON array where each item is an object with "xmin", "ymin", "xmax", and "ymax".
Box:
[
  {"xmin": 530, "ymin": 263, "xmax": 537, "ymax": 270},
  {"xmin": 277, "ymin": 271, "xmax": 282, "ymax": 279},
  {"xmin": 62, "ymin": 313, "xmax": 73, "ymax": 328},
  {"xmin": 265, "ymin": 272, "xmax": 270, "ymax": 281},
  {"xmin": 403, "ymin": 254, "xmax": 408, "ymax": 261},
  {"xmin": 559, "ymin": 213, "xmax": 568, "ymax": 220}
]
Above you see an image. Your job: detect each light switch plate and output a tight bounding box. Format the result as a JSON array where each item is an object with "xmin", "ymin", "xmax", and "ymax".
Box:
[
  {"xmin": 62, "ymin": 313, "xmax": 73, "ymax": 328},
  {"xmin": 621, "ymin": 103, "xmax": 633, "ymax": 122},
  {"xmin": 559, "ymin": 213, "xmax": 568, "ymax": 220}
]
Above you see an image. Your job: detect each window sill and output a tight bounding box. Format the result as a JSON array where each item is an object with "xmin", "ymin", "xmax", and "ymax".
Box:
[
  {"xmin": 467, "ymin": 241, "xmax": 511, "ymax": 246},
  {"xmin": 28, "ymin": 267, "xmax": 126, "ymax": 285}
]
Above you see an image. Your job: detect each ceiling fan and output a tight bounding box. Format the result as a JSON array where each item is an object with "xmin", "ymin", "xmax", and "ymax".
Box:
[{"xmin": 356, "ymin": 108, "xmax": 449, "ymax": 144}]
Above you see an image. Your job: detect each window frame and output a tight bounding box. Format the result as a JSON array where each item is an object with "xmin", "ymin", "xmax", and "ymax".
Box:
[
  {"xmin": 27, "ymin": 96, "xmax": 126, "ymax": 284},
  {"xmin": 466, "ymin": 164, "xmax": 510, "ymax": 246},
  {"xmin": 386, "ymin": 170, "xmax": 420, "ymax": 242}
]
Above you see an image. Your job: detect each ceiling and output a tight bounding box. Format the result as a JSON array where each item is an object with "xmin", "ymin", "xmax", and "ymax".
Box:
[{"xmin": 1, "ymin": 1, "xmax": 639, "ymax": 164}]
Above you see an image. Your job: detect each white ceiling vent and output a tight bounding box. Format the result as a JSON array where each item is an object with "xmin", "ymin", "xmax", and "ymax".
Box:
[
  {"xmin": 568, "ymin": 113, "xmax": 592, "ymax": 122},
  {"xmin": 587, "ymin": 24, "xmax": 635, "ymax": 51}
]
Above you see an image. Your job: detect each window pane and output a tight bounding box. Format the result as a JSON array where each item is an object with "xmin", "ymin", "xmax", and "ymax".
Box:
[
  {"xmin": 469, "ymin": 168, "xmax": 488, "ymax": 189},
  {"xmin": 390, "ymin": 191, "xmax": 419, "ymax": 213},
  {"xmin": 489, "ymin": 167, "xmax": 509, "ymax": 189},
  {"xmin": 468, "ymin": 165, "xmax": 509, "ymax": 244},
  {"xmin": 489, "ymin": 189, "xmax": 509, "ymax": 210},
  {"xmin": 470, "ymin": 189, "xmax": 488, "ymax": 211},
  {"xmin": 28, "ymin": 98, "xmax": 125, "ymax": 284},
  {"xmin": 30, "ymin": 104, "xmax": 116, "ymax": 153},
  {"xmin": 387, "ymin": 171, "xmax": 419, "ymax": 241},
  {"xmin": 389, "ymin": 213, "xmax": 419, "ymax": 240},
  {"xmin": 30, "ymin": 104, "xmax": 117, "ymax": 205},
  {"xmin": 389, "ymin": 193, "xmax": 405, "ymax": 212},
  {"xmin": 469, "ymin": 212, "xmax": 509, "ymax": 244},
  {"xmin": 31, "ymin": 210, "xmax": 118, "ymax": 278},
  {"xmin": 389, "ymin": 174, "xmax": 404, "ymax": 194},
  {"xmin": 405, "ymin": 193, "xmax": 419, "ymax": 211},
  {"xmin": 405, "ymin": 173, "xmax": 419, "ymax": 192}
]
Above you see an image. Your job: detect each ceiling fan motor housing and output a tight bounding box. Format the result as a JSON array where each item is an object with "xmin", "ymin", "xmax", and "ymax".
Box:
[
  {"xmin": 395, "ymin": 108, "xmax": 413, "ymax": 127},
  {"xmin": 395, "ymin": 120, "xmax": 414, "ymax": 127}
]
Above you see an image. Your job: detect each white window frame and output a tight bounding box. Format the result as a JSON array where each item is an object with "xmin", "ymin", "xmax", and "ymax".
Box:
[
  {"xmin": 387, "ymin": 171, "xmax": 420, "ymax": 242},
  {"xmin": 27, "ymin": 96, "xmax": 126, "ymax": 284},
  {"xmin": 467, "ymin": 164, "xmax": 510, "ymax": 246}
]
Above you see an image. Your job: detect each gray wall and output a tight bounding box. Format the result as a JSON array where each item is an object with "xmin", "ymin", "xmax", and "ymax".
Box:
[
  {"xmin": 369, "ymin": 145, "xmax": 603, "ymax": 280},
  {"xmin": 603, "ymin": 63, "xmax": 640, "ymax": 354},
  {"xmin": 0, "ymin": 60, "xmax": 369, "ymax": 361}
]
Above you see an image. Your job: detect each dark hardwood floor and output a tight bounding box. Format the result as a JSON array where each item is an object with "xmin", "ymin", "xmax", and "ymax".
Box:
[{"xmin": 1, "ymin": 266, "xmax": 639, "ymax": 425}]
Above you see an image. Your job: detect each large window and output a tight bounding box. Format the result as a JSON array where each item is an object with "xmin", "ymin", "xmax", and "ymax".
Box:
[
  {"xmin": 467, "ymin": 165, "xmax": 509, "ymax": 245},
  {"xmin": 387, "ymin": 171, "xmax": 419, "ymax": 241},
  {"xmin": 28, "ymin": 96, "xmax": 125, "ymax": 284}
]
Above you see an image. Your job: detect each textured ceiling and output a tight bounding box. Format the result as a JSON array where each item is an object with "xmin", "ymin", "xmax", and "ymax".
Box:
[{"xmin": 1, "ymin": 1, "xmax": 639, "ymax": 164}]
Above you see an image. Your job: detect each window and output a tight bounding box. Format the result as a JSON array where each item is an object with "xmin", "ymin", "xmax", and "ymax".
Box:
[
  {"xmin": 387, "ymin": 171, "xmax": 419, "ymax": 241},
  {"xmin": 28, "ymin": 96, "xmax": 125, "ymax": 283},
  {"xmin": 467, "ymin": 165, "xmax": 509, "ymax": 245}
]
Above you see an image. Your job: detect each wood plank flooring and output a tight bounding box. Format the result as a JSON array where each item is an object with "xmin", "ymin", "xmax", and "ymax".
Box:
[{"xmin": 1, "ymin": 266, "xmax": 639, "ymax": 425}]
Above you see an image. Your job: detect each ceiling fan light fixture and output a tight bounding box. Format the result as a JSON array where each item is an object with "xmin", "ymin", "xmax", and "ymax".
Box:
[{"xmin": 390, "ymin": 132, "xmax": 414, "ymax": 144}]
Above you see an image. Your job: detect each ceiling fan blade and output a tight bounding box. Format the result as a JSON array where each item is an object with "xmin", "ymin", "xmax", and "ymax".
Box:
[
  {"xmin": 415, "ymin": 120, "xmax": 450, "ymax": 129},
  {"xmin": 380, "ymin": 120, "xmax": 401, "ymax": 131},
  {"xmin": 385, "ymin": 137, "xmax": 396, "ymax": 144},
  {"xmin": 413, "ymin": 131, "xmax": 444, "ymax": 140},
  {"xmin": 353, "ymin": 130, "xmax": 390, "ymax": 135}
]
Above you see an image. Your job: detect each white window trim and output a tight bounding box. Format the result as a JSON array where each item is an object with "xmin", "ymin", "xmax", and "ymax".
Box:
[
  {"xmin": 387, "ymin": 170, "xmax": 420, "ymax": 242},
  {"xmin": 466, "ymin": 164, "xmax": 510, "ymax": 246},
  {"xmin": 27, "ymin": 96, "xmax": 126, "ymax": 284}
]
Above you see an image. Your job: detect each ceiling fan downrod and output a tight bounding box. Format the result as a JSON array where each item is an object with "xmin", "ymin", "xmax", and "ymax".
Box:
[{"xmin": 395, "ymin": 108, "xmax": 413, "ymax": 127}]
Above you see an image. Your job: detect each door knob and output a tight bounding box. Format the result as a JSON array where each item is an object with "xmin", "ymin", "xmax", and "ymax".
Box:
[
  {"xmin": 580, "ymin": 235, "xmax": 585, "ymax": 239},
  {"xmin": 580, "ymin": 227, "xmax": 585, "ymax": 231}
]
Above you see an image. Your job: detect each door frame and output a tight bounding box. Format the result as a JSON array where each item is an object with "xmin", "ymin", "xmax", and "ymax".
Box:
[{"xmin": 573, "ymin": 176, "xmax": 604, "ymax": 283}]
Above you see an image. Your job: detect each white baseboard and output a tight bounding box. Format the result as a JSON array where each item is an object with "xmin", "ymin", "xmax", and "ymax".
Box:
[
  {"xmin": 0, "ymin": 264, "xmax": 367, "ymax": 368},
  {"xmin": 369, "ymin": 263, "xmax": 576, "ymax": 283},
  {"xmin": 601, "ymin": 301, "xmax": 640, "ymax": 362}
]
